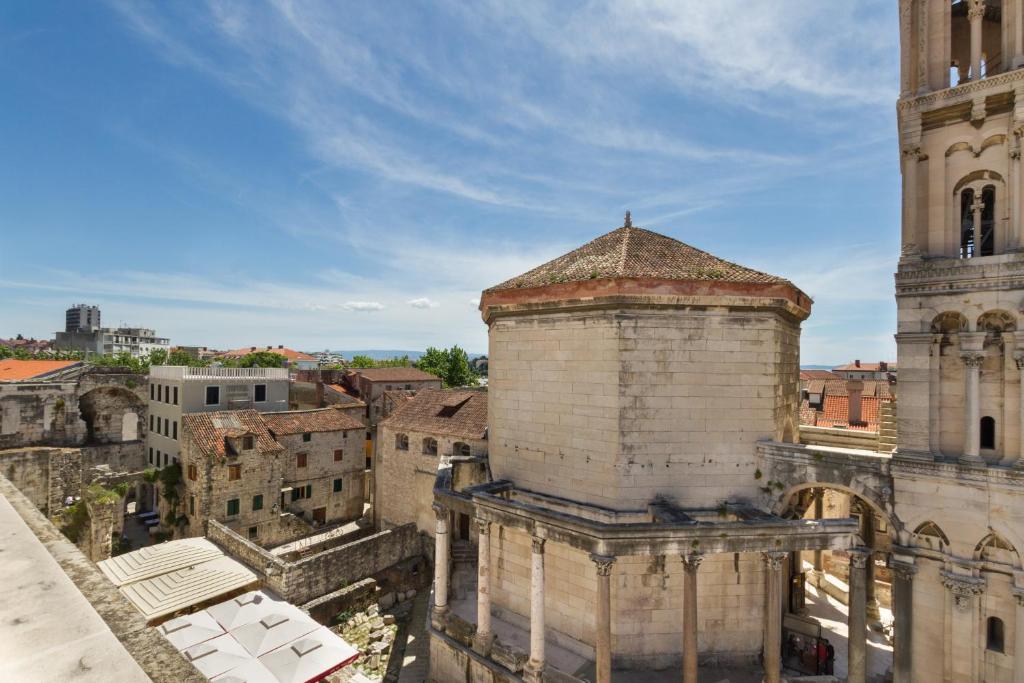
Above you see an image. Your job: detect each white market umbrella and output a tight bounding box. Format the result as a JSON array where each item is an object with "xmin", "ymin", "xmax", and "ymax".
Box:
[
  {"xmin": 183, "ymin": 633, "xmax": 254, "ymax": 679},
  {"xmin": 207, "ymin": 590, "xmax": 291, "ymax": 631},
  {"xmin": 259, "ymin": 627, "xmax": 359, "ymax": 683},
  {"xmin": 158, "ymin": 610, "xmax": 225, "ymax": 651},
  {"xmin": 212, "ymin": 658, "xmax": 278, "ymax": 683},
  {"xmin": 231, "ymin": 611, "xmax": 319, "ymax": 657}
]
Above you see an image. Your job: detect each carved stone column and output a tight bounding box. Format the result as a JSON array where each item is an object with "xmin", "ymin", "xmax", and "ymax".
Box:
[
  {"xmin": 848, "ymin": 548, "xmax": 870, "ymax": 683},
  {"xmin": 969, "ymin": 1, "xmax": 987, "ymax": 80},
  {"xmin": 813, "ymin": 490, "xmax": 825, "ymax": 573},
  {"xmin": 763, "ymin": 552, "xmax": 786, "ymax": 683},
  {"xmin": 431, "ymin": 504, "xmax": 450, "ymax": 629},
  {"xmin": 917, "ymin": 0, "xmax": 930, "ymax": 93},
  {"xmin": 941, "ymin": 571, "xmax": 986, "ymax": 682},
  {"xmin": 681, "ymin": 554, "xmax": 703, "ymax": 683},
  {"xmin": 1015, "ymin": 349, "xmax": 1024, "ymax": 468},
  {"xmin": 858, "ymin": 508, "xmax": 881, "ymax": 621},
  {"xmin": 591, "ymin": 554, "xmax": 616, "ymax": 683},
  {"xmin": 473, "ymin": 518, "xmax": 495, "ymax": 655},
  {"xmin": 899, "ymin": 0, "xmax": 914, "ymax": 96},
  {"xmin": 524, "ymin": 535, "xmax": 546, "ymax": 683},
  {"xmin": 891, "ymin": 559, "xmax": 917, "ymax": 683},
  {"xmin": 1016, "ymin": 0, "xmax": 1024, "ymax": 68},
  {"xmin": 961, "ymin": 350, "xmax": 986, "ymax": 465},
  {"xmin": 929, "ymin": 334, "xmax": 943, "ymax": 457},
  {"xmin": 1013, "ymin": 588, "xmax": 1024, "ymax": 683},
  {"xmin": 901, "ymin": 145, "xmax": 922, "ymax": 256}
]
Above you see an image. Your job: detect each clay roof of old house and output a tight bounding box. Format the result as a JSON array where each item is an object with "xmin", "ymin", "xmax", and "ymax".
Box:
[
  {"xmin": 350, "ymin": 367, "xmax": 441, "ymax": 383},
  {"xmin": 263, "ymin": 407, "xmax": 364, "ymax": 435},
  {"xmin": 799, "ymin": 399, "xmax": 818, "ymax": 427},
  {"xmin": 217, "ymin": 346, "xmax": 316, "ymax": 361},
  {"xmin": 379, "ymin": 389, "xmax": 487, "ymax": 439},
  {"xmin": 485, "ymin": 225, "xmax": 791, "ymax": 293},
  {"xmin": 832, "ymin": 361, "xmax": 897, "ymax": 372},
  {"xmin": 183, "ymin": 410, "xmax": 282, "ymax": 458},
  {"xmin": 0, "ymin": 359, "xmax": 81, "ymax": 381},
  {"xmin": 817, "ymin": 395, "xmax": 885, "ymax": 431},
  {"xmin": 325, "ymin": 383, "xmax": 357, "ymax": 397},
  {"xmin": 823, "ymin": 379, "xmax": 893, "ymax": 400},
  {"xmin": 800, "ymin": 369, "xmax": 840, "ymax": 381}
]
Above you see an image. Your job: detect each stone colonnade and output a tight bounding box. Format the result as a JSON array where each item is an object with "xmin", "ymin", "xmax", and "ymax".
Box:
[{"xmin": 431, "ymin": 505, "xmax": 895, "ymax": 683}]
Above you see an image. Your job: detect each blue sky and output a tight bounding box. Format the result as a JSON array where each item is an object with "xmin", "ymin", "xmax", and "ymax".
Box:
[{"xmin": 0, "ymin": 1, "xmax": 899, "ymax": 363}]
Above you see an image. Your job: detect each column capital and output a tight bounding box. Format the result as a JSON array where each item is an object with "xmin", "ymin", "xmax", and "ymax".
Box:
[
  {"xmin": 901, "ymin": 144, "xmax": 922, "ymax": 160},
  {"xmin": 475, "ymin": 517, "xmax": 491, "ymax": 535},
  {"xmin": 890, "ymin": 560, "xmax": 918, "ymax": 581},
  {"xmin": 961, "ymin": 350, "xmax": 986, "ymax": 368},
  {"xmin": 941, "ymin": 571, "xmax": 986, "ymax": 611},
  {"xmin": 590, "ymin": 554, "xmax": 616, "ymax": 576},
  {"xmin": 968, "ymin": 0, "xmax": 987, "ymax": 21},
  {"xmin": 680, "ymin": 553, "xmax": 704, "ymax": 572},
  {"xmin": 531, "ymin": 535, "xmax": 546, "ymax": 554},
  {"xmin": 1013, "ymin": 586, "xmax": 1024, "ymax": 607},
  {"xmin": 1014, "ymin": 348, "xmax": 1024, "ymax": 369},
  {"xmin": 762, "ymin": 551, "xmax": 787, "ymax": 570},
  {"xmin": 848, "ymin": 547, "xmax": 872, "ymax": 569},
  {"xmin": 432, "ymin": 503, "xmax": 447, "ymax": 521}
]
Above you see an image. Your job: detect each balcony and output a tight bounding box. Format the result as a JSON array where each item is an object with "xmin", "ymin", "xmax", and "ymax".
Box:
[{"xmin": 149, "ymin": 365, "xmax": 289, "ymax": 381}]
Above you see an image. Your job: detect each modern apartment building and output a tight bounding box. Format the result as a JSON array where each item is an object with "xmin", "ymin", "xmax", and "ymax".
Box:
[{"xmin": 146, "ymin": 365, "xmax": 289, "ymax": 468}]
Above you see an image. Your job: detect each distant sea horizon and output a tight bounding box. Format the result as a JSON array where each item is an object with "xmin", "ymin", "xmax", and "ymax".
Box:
[{"xmin": 326, "ymin": 349, "xmax": 486, "ymax": 361}]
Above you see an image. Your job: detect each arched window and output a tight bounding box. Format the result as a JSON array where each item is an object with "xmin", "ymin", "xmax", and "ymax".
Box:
[
  {"xmin": 961, "ymin": 187, "xmax": 976, "ymax": 258},
  {"xmin": 423, "ymin": 437, "xmax": 438, "ymax": 456},
  {"xmin": 453, "ymin": 442, "xmax": 471, "ymax": 457},
  {"xmin": 987, "ymin": 617, "xmax": 1005, "ymax": 652},
  {"xmin": 395, "ymin": 433, "xmax": 409, "ymax": 451},
  {"xmin": 981, "ymin": 416, "xmax": 995, "ymax": 449},
  {"xmin": 980, "ymin": 185, "xmax": 995, "ymax": 256}
]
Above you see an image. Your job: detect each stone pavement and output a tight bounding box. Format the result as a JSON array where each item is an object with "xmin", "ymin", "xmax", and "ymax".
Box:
[
  {"xmin": 803, "ymin": 581, "xmax": 893, "ymax": 681},
  {"xmin": 397, "ymin": 589, "xmax": 432, "ymax": 682}
]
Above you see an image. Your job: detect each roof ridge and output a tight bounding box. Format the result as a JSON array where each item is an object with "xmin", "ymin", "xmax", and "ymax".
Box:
[{"xmin": 618, "ymin": 226, "xmax": 631, "ymax": 276}]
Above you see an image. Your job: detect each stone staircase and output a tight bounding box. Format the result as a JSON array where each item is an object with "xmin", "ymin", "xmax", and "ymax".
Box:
[
  {"xmin": 451, "ymin": 540, "xmax": 476, "ymax": 565},
  {"xmin": 878, "ymin": 401, "xmax": 897, "ymax": 453}
]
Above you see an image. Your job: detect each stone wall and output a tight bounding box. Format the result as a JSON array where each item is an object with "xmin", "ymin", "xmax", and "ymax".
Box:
[
  {"xmin": 209, "ymin": 520, "xmax": 424, "ymax": 605},
  {"xmin": 0, "ymin": 447, "xmax": 83, "ymax": 514},
  {"xmin": 488, "ymin": 307, "xmax": 801, "ymax": 510},
  {"xmin": 278, "ymin": 426, "xmax": 365, "ymax": 526},
  {"xmin": 0, "ymin": 382, "xmax": 82, "ymax": 448},
  {"xmin": 799, "ymin": 425, "xmax": 879, "ymax": 451},
  {"xmin": 303, "ymin": 577, "xmax": 378, "ymax": 623},
  {"xmin": 376, "ymin": 424, "xmax": 486, "ymax": 536}
]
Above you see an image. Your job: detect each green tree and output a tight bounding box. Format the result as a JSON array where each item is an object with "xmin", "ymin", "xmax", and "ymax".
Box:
[
  {"xmin": 147, "ymin": 348, "xmax": 168, "ymax": 366},
  {"xmin": 221, "ymin": 351, "xmax": 287, "ymax": 368},
  {"xmin": 0, "ymin": 346, "xmax": 11, "ymax": 360},
  {"xmin": 349, "ymin": 355, "xmax": 377, "ymax": 368},
  {"xmin": 166, "ymin": 349, "xmax": 210, "ymax": 367},
  {"xmin": 416, "ymin": 345, "xmax": 478, "ymax": 388}
]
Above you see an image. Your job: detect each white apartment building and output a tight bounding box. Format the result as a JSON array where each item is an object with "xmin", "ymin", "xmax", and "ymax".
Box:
[{"xmin": 146, "ymin": 366, "xmax": 289, "ymax": 469}]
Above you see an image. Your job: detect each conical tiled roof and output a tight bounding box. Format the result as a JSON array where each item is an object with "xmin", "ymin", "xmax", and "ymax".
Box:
[{"xmin": 486, "ymin": 225, "xmax": 789, "ymax": 293}]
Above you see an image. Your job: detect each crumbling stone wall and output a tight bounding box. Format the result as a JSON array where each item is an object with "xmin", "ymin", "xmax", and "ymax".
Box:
[
  {"xmin": 0, "ymin": 383, "xmax": 83, "ymax": 448},
  {"xmin": 84, "ymin": 494, "xmax": 119, "ymax": 562},
  {"xmin": 209, "ymin": 520, "xmax": 423, "ymax": 605},
  {"xmin": 0, "ymin": 447, "xmax": 83, "ymax": 515}
]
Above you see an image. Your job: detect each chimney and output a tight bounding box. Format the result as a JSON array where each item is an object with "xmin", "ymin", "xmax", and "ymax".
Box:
[
  {"xmin": 879, "ymin": 361, "xmax": 888, "ymax": 372},
  {"xmin": 847, "ymin": 379, "xmax": 865, "ymax": 426},
  {"xmin": 854, "ymin": 359, "xmax": 861, "ymax": 368},
  {"xmin": 250, "ymin": 346, "xmax": 256, "ymax": 352}
]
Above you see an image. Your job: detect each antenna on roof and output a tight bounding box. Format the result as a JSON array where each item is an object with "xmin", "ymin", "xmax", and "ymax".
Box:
[{"xmin": 623, "ymin": 210, "xmax": 632, "ymax": 228}]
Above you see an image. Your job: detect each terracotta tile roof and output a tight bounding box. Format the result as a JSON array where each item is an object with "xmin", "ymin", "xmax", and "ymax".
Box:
[
  {"xmin": 832, "ymin": 361, "xmax": 896, "ymax": 372},
  {"xmin": 800, "ymin": 370, "xmax": 840, "ymax": 381},
  {"xmin": 182, "ymin": 410, "xmax": 282, "ymax": 458},
  {"xmin": 485, "ymin": 226, "xmax": 790, "ymax": 293},
  {"xmin": 0, "ymin": 359, "xmax": 81, "ymax": 381},
  {"xmin": 379, "ymin": 389, "xmax": 487, "ymax": 439},
  {"xmin": 823, "ymin": 379, "xmax": 893, "ymax": 399},
  {"xmin": 325, "ymin": 383, "xmax": 357, "ymax": 397},
  {"xmin": 799, "ymin": 399, "xmax": 818, "ymax": 426},
  {"xmin": 352, "ymin": 367, "xmax": 440, "ymax": 383},
  {"xmin": 217, "ymin": 346, "xmax": 316, "ymax": 361},
  {"xmin": 805, "ymin": 379, "xmax": 827, "ymax": 395},
  {"xmin": 263, "ymin": 407, "xmax": 364, "ymax": 435},
  {"xmin": 817, "ymin": 395, "xmax": 885, "ymax": 431}
]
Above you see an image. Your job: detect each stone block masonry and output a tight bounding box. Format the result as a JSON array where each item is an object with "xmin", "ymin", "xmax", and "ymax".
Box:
[{"xmin": 209, "ymin": 520, "xmax": 424, "ymax": 605}]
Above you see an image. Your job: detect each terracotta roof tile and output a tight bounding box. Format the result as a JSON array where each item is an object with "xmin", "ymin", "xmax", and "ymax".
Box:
[
  {"xmin": 263, "ymin": 407, "xmax": 364, "ymax": 435},
  {"xmin": 352, "ymin": 367, "xmax": 440, "ymax": 382},
  {"xmin": 182, "ymin": 410, "xmax": 282, "ymax": 458},
  {"xmin": 486, "ymin": 226, "xmax": 789, "ymax": 293},
  {"xmin": 800, "ymin": 370, "xmax": 840, "ymax": 381},
  {"xmin": 832, "ymin": 361, "xmax": 897, "ymax": 372},
  {"xmin": 217, "ymin": 346, "xmax": 315, "ymax": 361},
  {"xmin": 379, "ymin": 389, "xmax": 487, "ymax": 439},
  {"xmin": 0, "ymin": 359, "xmax": 81, "ymax": 381},
  {"xmin": 817, "ymin": 395, "xmax": 886, "ymax": 431}
]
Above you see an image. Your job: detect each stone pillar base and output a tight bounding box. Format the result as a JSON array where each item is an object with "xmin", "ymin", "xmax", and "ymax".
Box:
[
  {"xmin": 866, "ymin": 600, "xmax": 881, "ymax": 622},
  {"xmin": 430, "ymin": 606, "xmax": 448, "ymax": 631},
  {"xmin": 958, "ymin": 454, "xmax": 985, "ymax": 467},
  {"xmin": 472, "ymin": 631, "xmax": 496, "ymax": 657},
  {"xmin": 1013, "ymin": 459, "xmax": 1024, "ymax": 470},
  {"xmin": 522, "ymin": 662, "xmax": 544, "ymax": 683},
  {"xmin": 893, "ymin": 448, "xmax": 935, "ymax": 462}
]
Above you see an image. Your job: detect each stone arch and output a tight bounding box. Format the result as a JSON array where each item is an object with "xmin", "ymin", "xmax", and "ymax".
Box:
[
  {"xmin": 979, "ymin": 134, "xmax": 1007, "ymax": 154},
  {"xmin": 977, "ymin": 309, "xmax": 1016, "ymax": 333},
  {"xmin": 78, "ymin": 386, "xmax": 145, "ymax": 445},
  {"xmin": 931, "ymin": 310, "xmax": 969, "ymax": 334},
  {"xmin": 773, "ymin": 481, "xmax": 901, "ymax": 542},
  {"xmin": 945, "ymin": 141, "xmax": 973, "ymax": 157},
  {"xmin": 974, "ymin": 531, "xmax": 1022, "ymax": 568},
  {"xmin": 953, "ymin": 169, "xmax": 1005, "ymax": 195},
  {"xmin": 910, "ymin": 520, "xmax": 950, "ymax": 553}
]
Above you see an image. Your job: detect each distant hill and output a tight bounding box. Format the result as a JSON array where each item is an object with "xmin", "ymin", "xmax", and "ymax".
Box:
[
  {"xmin": 329, "ymin": 349, "xmax": 487, "ymax": 362},
  {"xmin": 801, "ymin": 364, "xmax": 836, "ymax": 371}
]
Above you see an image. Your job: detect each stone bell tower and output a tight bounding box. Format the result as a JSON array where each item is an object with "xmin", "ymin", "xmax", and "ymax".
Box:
[{"xmin": 896, "ymin": 0, "xmax": 1024, "ymax": 467}]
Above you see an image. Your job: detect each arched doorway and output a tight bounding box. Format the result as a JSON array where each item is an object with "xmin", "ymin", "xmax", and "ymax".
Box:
[
  {"xmin": 78, "ymin": 386, "xmax": 144, "ymax": 444},
  {"xmin": 777, "ymin": 484, "xmax": 900, "ymax": 681}
]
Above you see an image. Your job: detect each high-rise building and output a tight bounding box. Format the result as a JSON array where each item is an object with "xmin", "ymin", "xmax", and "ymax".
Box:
[{"xmin": 65, "ymin": 304, "xmax": 100, "ymax": 333}]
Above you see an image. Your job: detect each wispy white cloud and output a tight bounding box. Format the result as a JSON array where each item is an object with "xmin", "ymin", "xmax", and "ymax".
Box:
[
  {"xmin": 342, "ymin": 301, "xmax": 385, "ymax": 312},
  {"xmin": 407, "ymin": 297, "xmax": 439, "ymax": 309}
]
